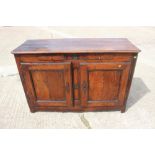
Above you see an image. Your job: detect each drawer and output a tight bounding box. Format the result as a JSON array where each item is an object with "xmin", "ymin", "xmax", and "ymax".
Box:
[
  {"xmin": 19, "ymin": 54, "xmax": 65, "ymax": 62},
  {"xmin": 19, "ymin": 53, "xmax": 134, "ymax": 63},
  {"xmin": 66, "ymin": 53, "xmax": 133, "ymax": 62}
]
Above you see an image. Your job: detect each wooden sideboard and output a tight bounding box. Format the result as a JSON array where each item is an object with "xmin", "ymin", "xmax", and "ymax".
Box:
[{"xmin": 12, "ymin": 38, "xmax": 140, "ymax": 113}]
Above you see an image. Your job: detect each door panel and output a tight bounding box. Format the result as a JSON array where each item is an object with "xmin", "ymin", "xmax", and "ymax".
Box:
[
  {"xmin": 21, "ymin": 62, "xmax": 73, "ymax": 107},
  {"xmin": 80, "ymin": 62, "xmax": 130, "ymax": 107},
  {"xmin": 88, "ymin": 70, "xmax": 121, "ymax": 101},
  {"xmin": 31, "ymin": 70, "xmax": 65, "ymax": 101}
]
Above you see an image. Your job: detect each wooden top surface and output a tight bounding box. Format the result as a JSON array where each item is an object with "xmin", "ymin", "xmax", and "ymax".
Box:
[{"xmin": 12, "ymin": 38, "xmax": 140, "ymax": 54}]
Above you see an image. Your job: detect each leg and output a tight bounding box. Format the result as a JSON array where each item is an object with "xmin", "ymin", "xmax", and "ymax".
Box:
[
  {"xmin": 121, "ymin": 105, "xmax": 126, "ymax": 113},
  {"xmin": 30, "ymin": 107, "xmax": 36, "ymax": 113}
]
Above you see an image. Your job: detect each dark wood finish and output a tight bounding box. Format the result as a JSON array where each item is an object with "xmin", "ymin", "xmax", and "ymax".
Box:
[
  {"xmin": 79, "ymin": 62, "xmax": 130, "ymax": 108},
  {"xmin": 12, "ymin": 38, "xmax": 140, "ymax": 113},
  {"xmin": 20, "ymin": 62, "xmax": 73, "ymax": 108},
  {"xmin": 12, "ymin": 38, "xmax": 140, "ymax": 54}
]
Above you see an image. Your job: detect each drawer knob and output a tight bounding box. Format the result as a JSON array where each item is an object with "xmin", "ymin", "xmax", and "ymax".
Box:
[
  {"xmin": 118, "ymin": 65, "xmax": 122, "ymax": 68},
  {"xmin": 82, "ymin": 81, "xmax": 88, "ymax": 94},
  {"xmin": 72, "ymin": 54, "xmax": 78, "ymax": 60},
  {"xmin": 65, "ymin": 82, "xmax": 70, "ymax": 92}
]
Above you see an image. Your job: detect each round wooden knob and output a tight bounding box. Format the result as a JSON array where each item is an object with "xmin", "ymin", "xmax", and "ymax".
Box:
[{"xmin": 118, "ymin": 65, "xmax": 122, "ymax": 68}]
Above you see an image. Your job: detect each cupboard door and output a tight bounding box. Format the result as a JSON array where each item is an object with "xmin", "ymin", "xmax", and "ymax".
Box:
[
  {"xmin": 21, "ymin": 62, "xmax": 73, "ymax": 107},
  {"xmin": 80, "ymin": 62, "xmax": 131, "ymax": 107}
]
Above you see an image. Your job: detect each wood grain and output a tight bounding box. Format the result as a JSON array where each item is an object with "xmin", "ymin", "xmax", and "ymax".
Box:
[
  {"xmin": 20, "ymin": 62, "xmax": 73, "ymax": 107},
  {"xmin": 12, "ymin": 38, "xmax": 140, "ymax": 54},
  {"xmin": 12, "ymin": 38, "xmax": 140, "ymax": 113},
  {"xmin": 88, "ymin": 70, "xmax": 121, "ymax": 101}
]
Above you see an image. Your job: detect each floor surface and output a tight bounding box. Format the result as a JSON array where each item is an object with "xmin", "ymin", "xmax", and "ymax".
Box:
[{"xmin": 0, "ymin": 26, "xmax": 155, "ymax": 128}]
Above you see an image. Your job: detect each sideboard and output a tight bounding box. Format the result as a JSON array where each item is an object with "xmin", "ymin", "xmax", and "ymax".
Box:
[{"xmin": 12, "ymin": 38, "xmax": 140, "ymax": 113}]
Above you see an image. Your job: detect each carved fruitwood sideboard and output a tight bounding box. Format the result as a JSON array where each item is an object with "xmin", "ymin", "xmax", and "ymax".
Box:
[{"xmin": 12, "ymin": 38, "xmax": 140, "ymax": 113}]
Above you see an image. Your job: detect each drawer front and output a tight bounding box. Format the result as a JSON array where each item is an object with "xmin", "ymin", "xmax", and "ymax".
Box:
[
  {"xmin": 19, "ymin": 53, "xmax": 134, "ymax": 63},
  {"xmin": 19, "ymin": 54, "xmax": 65, "ymax": 62},
  {"xmin": 66, "ymin": 53, "xmax": 133, "ymax": 62}
]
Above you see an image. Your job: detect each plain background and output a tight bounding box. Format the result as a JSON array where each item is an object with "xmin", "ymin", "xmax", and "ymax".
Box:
[{"xmin": 0, "ymin": 0, "xmax": 155, "ymax": 155}]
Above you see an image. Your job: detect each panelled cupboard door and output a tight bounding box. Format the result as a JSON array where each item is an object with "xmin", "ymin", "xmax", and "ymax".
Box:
[
  {"xmin": 80, "ymin": 62, "xmax": 131, "ymax": 107},
  {"xmin": 21, "ymin": 62, "xmax": 73, "ymax": 107}
]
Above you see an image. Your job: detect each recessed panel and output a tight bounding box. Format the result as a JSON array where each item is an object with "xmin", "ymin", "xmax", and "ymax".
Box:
[
  {"xmin": 31, "ymin": 70, "xmax": 65, "ymax": 101},
  {"xmin": 88, "ymin": 70, "xmax": 121, "ymax": 101}
]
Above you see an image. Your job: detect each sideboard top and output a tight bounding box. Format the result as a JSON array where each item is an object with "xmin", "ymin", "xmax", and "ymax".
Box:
[{"xmin": 12, "ymin": 38, "xmax": 140, "ymax": 54}]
